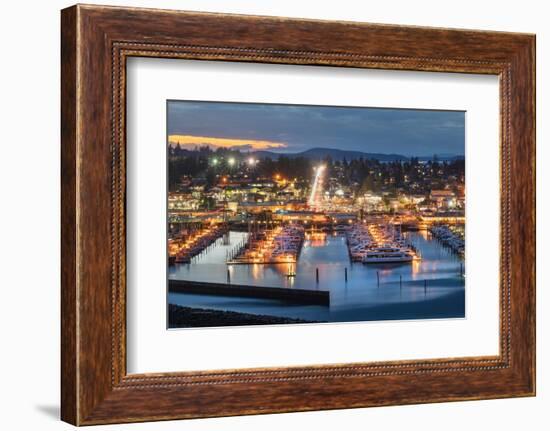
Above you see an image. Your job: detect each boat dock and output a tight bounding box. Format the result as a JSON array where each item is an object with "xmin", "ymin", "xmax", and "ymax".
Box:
[
  {"xmin": 227, "ymin": 224, "xmax": 305, "ymax": 264},
  {"xmin": 429, "ymin": 224, "xmax": 465, "ymax": 256},
  {"xmin": 169, "ymin": 279, "xmax": 330, "ymax": 306},
  {"xmin": 345, "ymin": 222, "xmax": 420, "ymax": 263}
]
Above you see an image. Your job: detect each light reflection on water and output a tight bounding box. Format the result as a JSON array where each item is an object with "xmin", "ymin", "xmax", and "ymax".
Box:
[{"xmin": 168, "ymin": 230, "xmax": 465, "ymax": 322}]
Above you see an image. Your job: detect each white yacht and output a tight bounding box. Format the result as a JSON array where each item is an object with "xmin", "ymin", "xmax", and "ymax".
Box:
[{"xmin": 362, "ymin": 246, "xmax": 414, "ymax": 264}]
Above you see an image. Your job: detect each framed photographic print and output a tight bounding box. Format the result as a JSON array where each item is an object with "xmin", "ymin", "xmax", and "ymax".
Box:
[{"xmin": 61, "ymin": 4, "xmax": 535, "ymax": 425}]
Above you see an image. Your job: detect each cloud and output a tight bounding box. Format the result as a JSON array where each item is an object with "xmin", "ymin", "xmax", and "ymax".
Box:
[
  {"xmin": 168, "ymin": 134, "xmax": 288, "ymax": 151},
  {"xmin": 167, "ymin": 102, "xmax": 465, "ymax": 156}
]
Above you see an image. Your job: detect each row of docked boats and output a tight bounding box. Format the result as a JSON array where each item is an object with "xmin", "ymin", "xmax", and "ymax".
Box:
[
  {"xmin": 168, "ymin": 224, "xmax": 228, "ymax": 264},
  {"xmin": 429, "ymin": 224, "xmax": 465, "ymax": 256},
  {"xmin": 229, "ymin": 224, "xmax": 305, "ymax": 264},
  {"xmin": 346, "ymin": 223, "xmax": 420, "ymax": 264}
]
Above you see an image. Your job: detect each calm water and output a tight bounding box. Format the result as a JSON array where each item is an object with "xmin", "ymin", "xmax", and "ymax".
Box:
[{"xmin": 168, "ymin": 230, "xmax": 465, "ymax": 323}]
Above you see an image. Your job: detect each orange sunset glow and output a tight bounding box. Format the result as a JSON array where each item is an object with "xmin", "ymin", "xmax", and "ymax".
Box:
[{"xmin": 168, "ymin": 134, "xmax": 288, "ymax": 151}]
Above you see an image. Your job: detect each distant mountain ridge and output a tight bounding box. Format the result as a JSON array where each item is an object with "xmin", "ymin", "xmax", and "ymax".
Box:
[{"xmin": 250, "ymin": 147, "xmax": 464, "ymax": 162}]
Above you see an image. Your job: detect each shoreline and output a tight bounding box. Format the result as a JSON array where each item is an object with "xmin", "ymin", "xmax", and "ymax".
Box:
[{"xmin": 168, "ymin": 303, "xmax": 322, "ymax": 328}]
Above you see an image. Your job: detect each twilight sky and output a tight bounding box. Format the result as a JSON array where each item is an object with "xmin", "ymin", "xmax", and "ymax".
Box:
[{"xmin": 167, "ymin": 100, "xmax": 465, "ymax": 157}]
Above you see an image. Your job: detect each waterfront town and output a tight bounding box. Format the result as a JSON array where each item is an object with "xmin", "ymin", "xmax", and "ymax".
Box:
[{"xmin": 168, "ymin": 145, "xmax": 465, "ymax": 266}]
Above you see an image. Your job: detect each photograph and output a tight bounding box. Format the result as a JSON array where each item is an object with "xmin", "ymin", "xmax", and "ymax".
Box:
[{"xmin": 166, "ymin": 101, "xmax": 466, "ymax": 328}]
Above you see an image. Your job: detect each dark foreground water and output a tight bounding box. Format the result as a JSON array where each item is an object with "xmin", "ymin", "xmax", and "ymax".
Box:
[{"xmin": 168, "ymin": 230, "xmax": 465, "ymax": 326}]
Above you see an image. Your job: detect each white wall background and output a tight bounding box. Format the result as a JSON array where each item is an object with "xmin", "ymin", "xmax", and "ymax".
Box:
[{"xmin": 0, "ymin": 0, "xmax": 546, "ymax": 429}]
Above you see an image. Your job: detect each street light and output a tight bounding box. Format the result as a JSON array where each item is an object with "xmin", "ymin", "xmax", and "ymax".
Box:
[
  {"xmin": 228, "ymin": 157, "xmax": 235, "ymax": 166},
  {"xmin": 212, "ymin": 157, "xmax": 218, "ymax": 166},
  {"xmin": 247, "ymin": 157, "xmax": 256, "ymax": 166}
]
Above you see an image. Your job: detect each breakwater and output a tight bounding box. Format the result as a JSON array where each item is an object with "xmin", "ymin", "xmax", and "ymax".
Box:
[{"xmin": 169, "ymin": 279, "xmax": 330, "ymax": 306}]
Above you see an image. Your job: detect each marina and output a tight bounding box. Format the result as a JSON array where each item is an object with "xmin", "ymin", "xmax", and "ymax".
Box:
[{"xmin": 168, "ymin": 226, "xmax": 465, "ymax": 324}]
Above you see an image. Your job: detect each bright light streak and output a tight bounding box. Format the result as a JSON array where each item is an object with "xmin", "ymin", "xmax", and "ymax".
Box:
[{"xmin": 308, "ymin": 165, "xmax": 325, "ymax": 208}]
